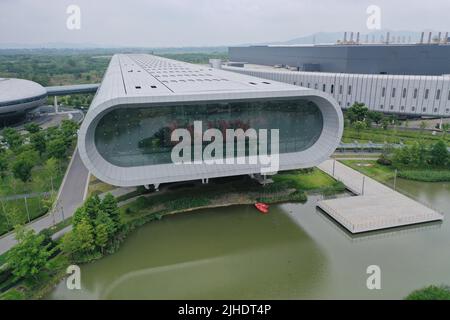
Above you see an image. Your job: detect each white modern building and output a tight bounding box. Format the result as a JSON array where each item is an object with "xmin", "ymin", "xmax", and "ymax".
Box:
[
  {"xmin": 0, "ymin": 78, "xmax": 47, "ymax": 118},
  {"xmin": 223, "ymin": 65, "xmax": 450, "ymax": 117},
  {"xmin": 228, "ymin": 43, "xmax": 450, "ymax": 117},
  {"xmin": 78, "ymin": 54, "xmax": 343, "ymax": 188}
]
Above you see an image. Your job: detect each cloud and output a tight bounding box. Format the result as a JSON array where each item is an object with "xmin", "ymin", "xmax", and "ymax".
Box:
[{"xmin": 0, "ymin": 0, "xmax": 449, "ymax": 47}]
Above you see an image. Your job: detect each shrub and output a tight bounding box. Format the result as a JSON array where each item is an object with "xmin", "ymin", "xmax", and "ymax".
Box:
[
  {"xmin": 377, "ymin": 156, "xmax": 392, "ymax": 166},
  {"xmin": 406, "ymin": 285, "xmax": 450, "ymax": 300}
]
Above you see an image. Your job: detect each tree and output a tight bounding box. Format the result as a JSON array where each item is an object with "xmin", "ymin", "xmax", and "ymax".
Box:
[
  {"xmin": 62, "ymin": 194, "xmax": 121, "ymax": 261},
  {"xmin": 420, "ymin": 121, "xmax": 428, "ymax": 132},
  {"xmin": 4, "ymin": 206, "xmax": 25, "ymax": 228},
  {"xmin": 352, "ymin": 120, "xmax": 367, "ymax": 137},
  {"xmin": 95, "ymin": 223, "xmax": 109, "ymax": 252},
  {"xmin": 430, "ymin": 140, "xmax": 449, "ymax": 167},
  {"xmin": 1, "ymin": 127, "xmax": 23, "ymax": 150},
  {"xmin": 408, "ymin": 142, "xmax": 427, "ymax": 167},
  {"xmin": 442, "ymin": 123, "xmax": 450, "ymax": 139},
  {"xmin": 83, "ymin": 195, "xmax": 101, "ymax": 221},
  {"xmin": 60, "ymin": 120, "xmax": 79, "ymax": 145},
  {"xmin": 24, "ymin": 123, "xmax": 41, "ymax": 134},
  {"xmin": 393, "ymin": 146, "xmax": 411, "ymax": 166},
  {"xmin": 406, "ymin": 285, "xmax": 450, "ymax": 300},
  {"xmin": 346, "ymin": 103, "xmax": 369, "ymax": 123},
  {"xmin": 381, "ymin": 117, "xmax": 390, "ymax": 130},
  {"xmin": 12, "ymin": 150, "xmax": 38, "ymax": 182},
  {"xmin": 47, "ymin": 138, "xmax": 67, "ymax": 159},
  {"xmin": 96, "ymin": 210, "xmax": 116, "ymax": 238},
  {"xmin": 100, "ymin": 193, "xmax": 120, "ymax": 227},
  {"xmin": 30, "ymin": 131, "xmax": 47, "ymax": 156},
  {"xmin": 42, "ymin": 157, "xmax": 58, "ymax": 192},
  {"xmin": 6, "ymin": 226, "xmax": 53, "ymax": 281},
  {"xmin": 61, "ymin": 217, "xmax": 95, "ymax": 259},
  {"xmin": 367, "ymin": 111, "xmax": 384, "ymax": 126},
  {"xmin": 0, "ymin": 153, "xmax": 8, "ymax": 179}
]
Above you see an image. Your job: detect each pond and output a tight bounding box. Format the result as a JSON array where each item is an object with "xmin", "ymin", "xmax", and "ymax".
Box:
[{"xmin": 47, "ymin": 179, "xmax": 450, "ymax": 299}]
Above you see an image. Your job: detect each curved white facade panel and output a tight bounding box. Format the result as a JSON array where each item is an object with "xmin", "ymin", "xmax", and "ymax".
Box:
[
  {"xmin": 0, "ymin": 78, "xmax": 47, "ymax": 116},
  {"xmin": 223, "ymin": 66, "xmax": 450, "ymax": 117},
  {"xmin": 78, "ymin": 54, "xmax": 343, "ymax": 187}
]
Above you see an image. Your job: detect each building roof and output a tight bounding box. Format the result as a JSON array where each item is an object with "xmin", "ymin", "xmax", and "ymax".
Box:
[
  {"xmin": 90, "ymin": 54, "xmax": 309, "ymax": 110},
  {"xmin": 0, "ymin": 78, "xmax": 47, "ymax": 104}
]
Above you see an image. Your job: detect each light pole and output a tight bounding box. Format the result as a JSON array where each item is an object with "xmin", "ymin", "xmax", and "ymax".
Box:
[
  {"xmin": 24, "ymin": 196, "xmax": 30, "ymax": 223},
  {"xmin": 362, "ymin": 176, "xmax": 365, "ymax": 195},
  {"xmin": 332, "ymin": 159, "xmax": 336, "ymax": 177},
  {"xmin": 393, "ymin": 169, "xmax": 398, "ymax": 190},
  {"xmin": 61, "ymin": 202, "xmax": 65, "ymax": 221}
]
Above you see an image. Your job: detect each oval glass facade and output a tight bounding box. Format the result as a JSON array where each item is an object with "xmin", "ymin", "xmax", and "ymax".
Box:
[{"xmin": 94, "ymin": 99, "xmax": 324, "ymax": 167}]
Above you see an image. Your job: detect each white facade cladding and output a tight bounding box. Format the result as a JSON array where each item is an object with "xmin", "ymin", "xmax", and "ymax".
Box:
[
  {"xmin": 0, "ymin": 78, "xmax": 47, "ymax": 116},
  {"xmin": 78, "ymin": 54, "xmax": 343, "ymax": 187},
  {"xmin": 223, "ymin": 66, "xmax": 450, "ymax": 117}
]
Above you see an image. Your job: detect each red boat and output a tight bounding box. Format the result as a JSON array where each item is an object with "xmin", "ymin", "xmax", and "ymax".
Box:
[{"xmin": 255, "ymin": 202, "xmax": 269, "ymax": 214}]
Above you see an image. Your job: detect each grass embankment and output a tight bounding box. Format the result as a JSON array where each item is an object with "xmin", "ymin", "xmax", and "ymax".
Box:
[
  {"xmin": 341, "ymin": 160, "xmax": 450, "ymax": 183},
  {"xmin": 87, "ymin": 175, "xmax": 115, "ymax": 197},
  {"xmin": 0, "ymin": 254, "xmax": 70, "ymax": 300},
  {"xmin": 343, "ymin": 126, "xmax": 450, "ymax": 147},
  {"xmin": 120, "ymin": 169, "xmax": 345, "ymax": 226}
]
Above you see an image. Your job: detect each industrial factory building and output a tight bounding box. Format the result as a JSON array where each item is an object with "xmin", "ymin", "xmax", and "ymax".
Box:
[{"xmin": 227, "ymin": 32, "xmax": 450, "ymax": 117}]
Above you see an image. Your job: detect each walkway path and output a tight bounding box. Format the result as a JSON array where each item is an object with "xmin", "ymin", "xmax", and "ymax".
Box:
[
  {"xmin": 0, "ymin": 149, "xmax": 89, "ymax": 255},
  {"xmin": 317, "ymin": 159, "xmax": 444, "ymax": 234}
]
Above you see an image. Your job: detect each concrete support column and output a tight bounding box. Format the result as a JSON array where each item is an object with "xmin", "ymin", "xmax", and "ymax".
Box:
[{"xmin": 54, "ymin": 96, "xmax": 59, "ymax": 113}]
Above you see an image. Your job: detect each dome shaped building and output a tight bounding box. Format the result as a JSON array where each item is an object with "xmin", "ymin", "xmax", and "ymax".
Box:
[{"xmin": 0, "ymin": 78, "xmax": 47, "ymax": 119}]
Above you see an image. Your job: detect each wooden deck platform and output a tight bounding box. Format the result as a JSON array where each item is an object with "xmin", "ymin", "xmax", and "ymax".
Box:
[{"xmin": 316, "ymin": 160, "xmax": 444, "ymax": 234}]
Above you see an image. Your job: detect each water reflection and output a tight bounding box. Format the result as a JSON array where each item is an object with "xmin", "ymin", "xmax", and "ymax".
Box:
[
  {"xmin": 48, "ymin": 204, "xmax": 328, "ymax": 300},
  {"xmin": 48, "ymin": 179, "xmax": 450, "ymax": 300}
]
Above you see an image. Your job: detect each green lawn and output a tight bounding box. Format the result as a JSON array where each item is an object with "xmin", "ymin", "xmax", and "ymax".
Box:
[
  {"xmin": 87, "ymin": 175, "xmax": 116, "ymax": 197},
  {"xmin": 0, "ymin": 160, "xmax": 69, "ymax": 236},
  {"xmin": 340, "ymin": 159, "xmax": 450, "ymax": 183},
  {"xmin": 343, "ymin": 126, "xmax": 450, "ymax": 147},
  {"xmin": 272, "ymin": 168, "xmax": 339, "ymax": 190},
  {"xmin": 340, "ymin": 160, "xmax": 395, "ymax": 183}
]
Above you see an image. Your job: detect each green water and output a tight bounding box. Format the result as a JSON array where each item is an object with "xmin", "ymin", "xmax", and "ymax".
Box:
[{"xmin": 48, "ymin": 179, "xmax": 450, "ymax": 300}]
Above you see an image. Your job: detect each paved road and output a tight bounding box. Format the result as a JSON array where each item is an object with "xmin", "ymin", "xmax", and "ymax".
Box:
[{"xmin": 0, "ymin": 149, "xmax": 89, "ymax": 255}]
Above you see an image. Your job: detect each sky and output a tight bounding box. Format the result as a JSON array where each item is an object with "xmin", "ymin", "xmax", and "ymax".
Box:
[{"xmin": 1, "ymin": 0, "xmax": 449, "ymax": 47}]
